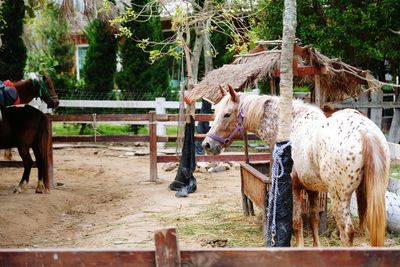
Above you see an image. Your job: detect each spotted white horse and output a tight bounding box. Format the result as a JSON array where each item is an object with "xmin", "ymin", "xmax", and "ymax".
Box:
[{"xmin": 202, "ymin": 85, "xmax": 390, "ymax": 246}]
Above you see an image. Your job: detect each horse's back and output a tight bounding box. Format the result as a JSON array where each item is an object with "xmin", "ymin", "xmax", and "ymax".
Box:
[{"xmin": 317, "ymin": 108, "xmax": 389, "ymax": 192}]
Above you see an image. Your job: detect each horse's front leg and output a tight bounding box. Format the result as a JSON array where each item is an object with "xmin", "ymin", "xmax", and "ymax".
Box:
[
  {"xmin": 14, "ymin": 147, "xmax": 33, "ymax": 193},
  {"xmin": 32, "ymin": 145, "xmax": 46, "ymax": 194},
  {"xmin": 307, "ymin": 190, "xmax": 321, "ymax": 247},
  {"xmin": 292, "ymin": 171, "xmax": 304, "ymax": 247}
]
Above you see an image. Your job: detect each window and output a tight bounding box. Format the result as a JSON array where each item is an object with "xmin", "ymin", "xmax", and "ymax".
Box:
[{"xmin": 75, "ymin": 44, "xmax": 89, "ymax": 80}]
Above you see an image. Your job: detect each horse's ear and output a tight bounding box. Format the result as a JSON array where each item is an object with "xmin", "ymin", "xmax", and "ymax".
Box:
[
  {"xmin": 219, "ymin": 85, "xmax": 227, "ymax": 96},
  {"xmin": 227, "ymin": 84, "xmax": 238, "ymax": 103}
]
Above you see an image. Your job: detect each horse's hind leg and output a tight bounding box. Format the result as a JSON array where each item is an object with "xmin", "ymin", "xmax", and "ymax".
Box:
[
  {"xmin": 14, "ymin": 147, "xmax": 33, "ymax": 193},
  {"xmin": 292, "ymin": 171, "xmax": 304, "ymax": 247},
  {"xmin": 308, "ymin": 190, "xmax": 321, "ymax": 247},
  {"xmin": 32, "ymin": 145, "xmax": 45, "ymax": 194},
  {"xmin": 331, "ymin": 196, "xmax": 354, "ymax": 246}
]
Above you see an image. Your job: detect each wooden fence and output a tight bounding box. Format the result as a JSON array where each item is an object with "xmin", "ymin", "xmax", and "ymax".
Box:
[
  {"xmin": 0, "ymin": 111, "xmax": 270, "ymax": 187},
  {"xmin": 1, "ymin": 228, "xmax": 399, "ymax": 267},
  {"xmin": 51, "ymin": 111, "xmax": 270, "ymax": 183},
  {"xmin": 330, "ymin": 91, "xmax": 400, "ymax": 143}
]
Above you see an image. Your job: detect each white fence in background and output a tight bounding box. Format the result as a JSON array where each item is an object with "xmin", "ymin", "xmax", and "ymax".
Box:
[{"xmin": 59, "ymin": 98, "xmax": 203, "ymax": 137}]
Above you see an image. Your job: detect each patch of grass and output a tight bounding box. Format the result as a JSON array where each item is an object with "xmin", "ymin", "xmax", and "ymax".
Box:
[
  {"xmin": 390, "ymin": 161, "xmax": 400, "ymax": 180},
  {"xmin": 53, "ymin": 122, "xmax": 133, "ymax": 135},
  {"xmin": 150, "ymin": 200, "xmax": 400, "ymax": 248},
  {"xmin": 151, "ymin": 201, "xmax": 265, "ymax": 247},
  {"xmin": 293, "ymin": 85, "xmax": 311, "ymax": 92},
  {"xmin": 387, "ymin": 232, "xmax": 400, "ymax": 246},
  {"xmin": 53, "ymin": 123, "xmax": 178, "ymax": 137}
]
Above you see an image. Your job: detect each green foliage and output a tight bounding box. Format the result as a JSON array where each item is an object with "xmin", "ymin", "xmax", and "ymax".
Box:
[
  {"xmin": 115, "ymin": 0, "xmax": 170, "ymax": 100},
  {"xmin": 25, "ymin": 3, "xmax": 76, "ymax": 96},
  {"xmin": 293, "ymin": 85, "xmax": 311, "ymax": 92},
  {"xmin": 0, "ymin": 0, "xmax": 27, "ymax": 81},
  {"xmin": 210, "ymin": 30, "xmax": 235, "ymax": 68},
  {"xmin": 256, "ymin": 0, "xmax": 400, "ymax": 80},
  {"xmin": 82, "ymin": 19, "xmax": 117, "ymax": 96}
]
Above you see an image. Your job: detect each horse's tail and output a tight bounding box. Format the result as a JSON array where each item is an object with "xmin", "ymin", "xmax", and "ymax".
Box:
[
  {"xmin": 359, "ymin": 131, "xmax": 389, "ymax": 246},
  {"xmin": 39, "ymin": 113, "xmax": 51, "ymax": 192}
]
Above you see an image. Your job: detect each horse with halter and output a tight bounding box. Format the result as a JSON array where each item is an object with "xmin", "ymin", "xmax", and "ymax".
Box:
[
  {"xmin": 0, "ymin": 75, "xmax": 59, "ymax": 193},
  {"xmin": 1, "ymin": 75, "xmax": 59, "ymax": 160},
  {"xmin": 202, "ymin": 85, "xmax": 390, "ymax": 247}
]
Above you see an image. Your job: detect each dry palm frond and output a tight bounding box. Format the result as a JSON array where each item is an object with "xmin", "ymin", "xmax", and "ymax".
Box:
[
  {"xmin": 187, "ymin": 42, "xmax": 384, "ymax": 103},
  {"xmin": 188, "ymin": 51, "xmax": 280, "ymax": 103}
]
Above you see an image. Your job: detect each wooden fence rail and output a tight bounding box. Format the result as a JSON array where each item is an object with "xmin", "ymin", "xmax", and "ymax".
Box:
[
  {"xmin": 330, "ymin": 92, "xmax": 400, "ymax": 143},
  {"xmin": 0, "ymin": 112, "xmax": 270, "ymax": 185},
  {"xmin": 1, "ymin": 228, "xmax": 399, "ymax": 267},
  {"xmin": 51, "ymin": 111, "xmax": 270, "ymax": 182}
]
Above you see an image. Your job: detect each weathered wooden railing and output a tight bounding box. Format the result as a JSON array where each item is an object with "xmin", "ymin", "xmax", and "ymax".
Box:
[
  {"xmin": 0, "ymin": 112, "xmax": 270, "ymax": 186},
  {"xmin": 330, "ymin": 91, "xmax": 400, "ymax": 143},
  {"xmin": 1, "ymin": 228, "xmax": 399, "ymax": 267},
  {"xmin": 51, "ymin": 112, "xmax": 270, "ymax": 182}
]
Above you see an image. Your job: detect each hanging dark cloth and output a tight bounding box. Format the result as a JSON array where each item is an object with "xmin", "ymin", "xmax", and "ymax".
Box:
[
  {"xmin": 168, "ymin": 115, "xmax": 197, "ymax": 197},
  {"xmin": 265, "ymin": 141, "xmax": 293, "ymax": 247},
  {"xmin": 195, "ymin": 100, "xmax": 212, "ymax": 155}
]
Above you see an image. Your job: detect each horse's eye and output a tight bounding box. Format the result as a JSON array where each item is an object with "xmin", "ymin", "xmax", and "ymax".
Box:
[{"xmin": 224, "ymin": 113, "xmax": 231, "ymax": 118}]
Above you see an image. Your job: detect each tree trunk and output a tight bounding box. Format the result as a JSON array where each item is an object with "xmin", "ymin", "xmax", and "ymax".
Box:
[
  {"xmin": 195, "ymin": 14, "xmax": 214, "ymax": 155},
  {"xmin": 266, "ymin": 0, "xmax": 296, "ymax": 248},
  {"xmin": 191, "ymin": 23, "xmax": 204, "ymax": 84},
  {"xmin": 277, "ymin": 0, "xmax": 296, "ymax": 142},
  {"xmin": 203, "ymin": 10, "xmax": 213, "ymax": 74}
]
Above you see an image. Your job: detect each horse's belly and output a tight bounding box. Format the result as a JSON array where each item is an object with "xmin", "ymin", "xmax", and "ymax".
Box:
[{"xmin": 297, "ymin": 173, "xmax": 328, "ymax": 192}]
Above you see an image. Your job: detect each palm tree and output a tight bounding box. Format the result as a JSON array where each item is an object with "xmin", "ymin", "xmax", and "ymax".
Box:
[
  {"xmin": 266, "ymin": 0, "xmax": 296, "ymax": 247},
  {"xmin": 26, "ymin": 0, "xmax": 123, "ymax": 21}
]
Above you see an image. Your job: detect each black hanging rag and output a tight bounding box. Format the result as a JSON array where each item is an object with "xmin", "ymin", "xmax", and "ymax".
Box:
[{"xmin": 168, "ymin": 115, "xmax": 197, "ymax": 197}]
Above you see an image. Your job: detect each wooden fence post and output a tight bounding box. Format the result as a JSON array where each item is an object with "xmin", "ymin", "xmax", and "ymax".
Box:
[
  {"xmin": 149, "ymin": 111, "xmax": 158, "ymax": 182},
  {"xmin": 357, "ymin": 93, "xmax": 369, "ymax": 116},
  {"xmin": 154, "ymin": 228, "xmax": 181, "ymax": 267},
  {"xmin": 389, "ymin": 93, "xmax": 400, "ymax": 143},
  {"xmin": 46, "ymin": 114, "xmax": 54, "ymax": 189},
  {"xmin": 314, "ymin": 74, "xmax": 324, "ymax": 108},
  {"xmin": 370, "ymin": 90, "xmax": 383, "ymax": 128},
  {"xmin": 156, "ymin": 98, "xmax": 166, "ymax": 149}
]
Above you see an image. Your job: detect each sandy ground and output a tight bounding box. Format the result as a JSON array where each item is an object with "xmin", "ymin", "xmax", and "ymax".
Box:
[{"xmin": 0, "ymin": 145, "xmax": 242, "ymax": 248}]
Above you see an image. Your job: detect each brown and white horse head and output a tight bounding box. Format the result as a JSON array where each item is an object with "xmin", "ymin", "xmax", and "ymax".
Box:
[{"xmin": 202, "ymin": 85, "xmax": 242, "ymax": 155}]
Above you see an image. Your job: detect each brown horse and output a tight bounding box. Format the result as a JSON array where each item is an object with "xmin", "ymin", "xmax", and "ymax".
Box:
[
  {"xmin": 0, "ymin": 75, "xmax": 59, "ymax": 193},
  {"xmin": 2, "ymin": 75, "xmax": 59, "ymax": 160}
]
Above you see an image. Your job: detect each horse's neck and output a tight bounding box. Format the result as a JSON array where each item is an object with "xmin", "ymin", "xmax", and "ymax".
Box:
[
  {"xmin": 15, "ymin": 80, "xmax": 35, "ymax": 103},
  {"xmin": 253, "ymin": 97, "xmax": 325, "ymax": 145},
  {"xmin": 254, "ymin": 96, "xmax": 280, "ymax": 144}
]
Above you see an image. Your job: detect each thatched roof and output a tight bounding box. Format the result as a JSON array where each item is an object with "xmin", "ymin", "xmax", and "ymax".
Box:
[{"xmin": 186, "ymin": 42, "xmax": 381, "ymax": 103}]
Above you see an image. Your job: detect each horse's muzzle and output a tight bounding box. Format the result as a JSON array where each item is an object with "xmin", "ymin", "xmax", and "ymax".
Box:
[
  {"xmin": 48, "ymin": 98, "xmax": 60, "ymax": 109},
  {"xmin": 202, "ymin": 137, "xmax": 222, "ymax": 155}
]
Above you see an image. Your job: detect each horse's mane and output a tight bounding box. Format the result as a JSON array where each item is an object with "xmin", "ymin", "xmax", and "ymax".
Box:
[
  {"xmin": 239, "ymin": 94, "xmax": 277, "ymax": 130},
  {"xmin": 217, "ymin": 92, "xmax": 324, "ymax": 130},
  {"xmin": 238, "ymin": 93, "xmax": 324, "ymax": 129}
]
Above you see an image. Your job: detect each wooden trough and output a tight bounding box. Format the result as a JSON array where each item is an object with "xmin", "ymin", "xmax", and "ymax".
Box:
[{"xmin": 239, "ymin": 134, "xmax": 328, "ymax": 232}]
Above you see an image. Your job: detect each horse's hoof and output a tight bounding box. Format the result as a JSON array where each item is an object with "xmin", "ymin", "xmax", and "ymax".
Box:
[
  {"xmin": 14, "ymin": 182, "xmax": 28, "ymax": 194},
  {"xmin": 13, "ymin": 187, "xmax": 22, "ymax": 194},
  {"xmin": 331, "ymin": 228, "xmax": 340, "ymax": 239},
  {"xmin": 35, "ymin": 183, "xmax": 46, "ymax": 194},
  {"xmin": 35, "ymin": 187, "xmax": 44, "ymax": 194}
]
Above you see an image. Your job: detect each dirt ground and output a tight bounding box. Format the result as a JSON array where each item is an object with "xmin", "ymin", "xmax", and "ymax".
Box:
[
  {"xmin": 1, "ymin": 145, "xmax": 399, "ymax": 249},
  {"xmin": 0, "ymin": 145, "xmax": 242, "ymax": 248}
]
